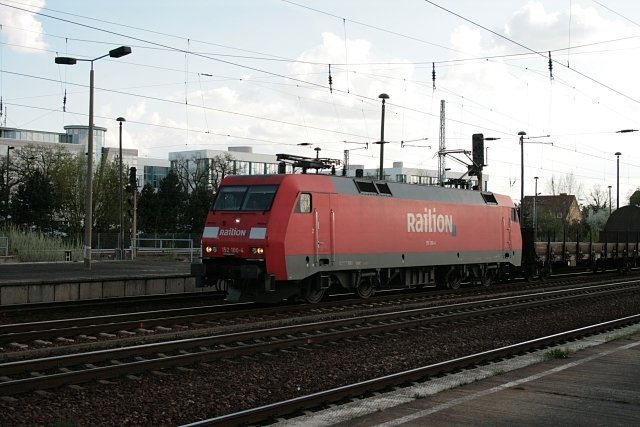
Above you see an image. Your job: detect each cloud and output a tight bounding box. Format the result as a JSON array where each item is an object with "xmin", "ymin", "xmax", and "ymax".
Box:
[
  {"xmin": 504, "ymin": 1, "xmax": 631, "ymax": 50},
  {"xmin": 2, "ymin": 0, "xmax": 47, "ymax": 53}
]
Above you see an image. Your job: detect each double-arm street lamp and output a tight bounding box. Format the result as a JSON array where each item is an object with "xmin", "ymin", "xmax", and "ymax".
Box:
[
  {"xmin": 5, "ymin": 145, "xmax": 14, "ymax": 219},
  {"xmin": 615, "ymin": 151, "xmax": 621, "ymax": 209},
  {"xmin": 55, "ymin": 46, "xmax": 132, "ymax": 268},
  {"xmin": 533, "ymin": 176, "xmax": 539, "ymax": 232},
  {"xmin": 117, "ymin": 117, "xmax": 126, "ymax": 260}
]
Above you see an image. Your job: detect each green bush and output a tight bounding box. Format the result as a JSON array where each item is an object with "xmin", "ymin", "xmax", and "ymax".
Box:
[
  {"xmin": 544, "ymin": 348, "xmax": 571, "ymax": 360},
  {"xmin": 0, "ymin": 225, "xmax": 82, "ymax": 262}
]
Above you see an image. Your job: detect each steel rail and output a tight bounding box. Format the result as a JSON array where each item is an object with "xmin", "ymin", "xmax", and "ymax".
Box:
[
  {"xmin": 1, "ymin": 280, "xmax": 637, "ymax": 346},
  {"xmin": 184, "ymin": 314, "xmax": 640, "ymax": 427},
  {"xmin": 1, "ymin": 272, "xmax": 629, "ymax": 344},
  {"xmin": 0, "ymin": 283, "xmax": 637, "ymax": 396}
]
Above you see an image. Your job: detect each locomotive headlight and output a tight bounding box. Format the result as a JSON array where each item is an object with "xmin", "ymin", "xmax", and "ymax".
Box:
[
  {"xmin": 251, "ymin": 247, "xmax": 264, "ymax": 255},
  {"xmin": 204, "ymin": 245, "xmax": 216, "ymax": 254}
]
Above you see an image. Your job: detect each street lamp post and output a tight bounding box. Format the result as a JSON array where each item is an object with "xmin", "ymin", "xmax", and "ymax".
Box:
[
  {"xmin": 615, "ymin": 151, "xmax": 621, "ymax": 210},
  {"xmin": 5, "ymin": 145, "xmax": 14, "ymax": 219},
  {"xmin": 533, "ymin": 176, "xmax": 539, "ymax": 233},
  {"xmin": 55, "ymin": 46, "xmax": 132, "ymax": 269},
  {"xmin": 613, "ymin": 129, "xmax": 637, "ymax": 210},
  {"xmin": 608, "ymin": 185, "xmax": 612, "ymax": 216},
  {"xmin": 376, "ymin": 93, "xmax": 389, "ymax": 181},
  {"xmin": 116, "ymin": 117, "xmax": 126, "ymax": 260},
  {"xmin": 518, "ymin": 131, "xmax": 527, "ymax": 219}
]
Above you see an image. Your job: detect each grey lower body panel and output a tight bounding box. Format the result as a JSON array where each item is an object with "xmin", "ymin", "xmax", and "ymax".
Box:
[
  {"xmin": 284, "ymin": 250, "xmax": 522, "ymax": 281},
  {"xmin": 195, "ymin": 250, "xmax": 522, "ymax": 303}
]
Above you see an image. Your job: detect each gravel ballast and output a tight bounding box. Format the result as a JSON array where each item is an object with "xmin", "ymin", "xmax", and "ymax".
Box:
[{"xmin": 1, "ymin": 292, "xmax": 639, "ymax": 426}]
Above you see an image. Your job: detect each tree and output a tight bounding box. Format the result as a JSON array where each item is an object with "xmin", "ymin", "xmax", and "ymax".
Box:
[
  {"xmin": 630, "ymin": 189, "xmax": 640, "ymax": 207},
  {"xmin": 169, "ymin": 153, "xmax": 232, "ymax": 233},
  {"xmin": 580, "ymin": 184, "xmax": 610, "ymax": 238},
  {"xmin": 185, "ymin": 185, "xmax": 214, "ymax": 235},
  {"xmin": 53, "ymin": 154, "xmax": 86, "ymax": 234},
  {"xmin": 586, "ymin": 184, "xmax": 607, "ymax": 212},
  {"xmin": 156, "ymin": 170, "xmax": 187, "ymax": 233},
  {"xmin": 545, "ymin": 172, "xmax": 584, "ymax": 198},
  {"xmin": 92, "ymin": 156, "xmax": 122, "ymax": 232},
  {"xmin": 137, "ymin": 183, "xmax": 160, "ymax": 233},
  {"xmin": 11, "ymin": 145, "xmax": 85, "ymax": 234},
  {"xmin": 210, "ymin": 153, "xmax": 234, "ymax": 192},
  {"xmin": 11, "ymin": 169, "xmax": 56, "ymax": 230},
  {"xmin": 171, "ymin": 152, "xmax": 234, "ymax": 194}
]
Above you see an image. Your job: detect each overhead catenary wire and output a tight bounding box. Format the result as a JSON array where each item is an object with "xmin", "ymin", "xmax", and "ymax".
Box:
[
  {"xmin": 2, "ymin": 2, "xmax": 639, "ymax": 132},
  {"xmin": 1, "ymin": 0, "xmax": 639, "ymax": 190},
  {"xmin": 6, "ymin": 64, "xmax": 640, "ymax": 169}
]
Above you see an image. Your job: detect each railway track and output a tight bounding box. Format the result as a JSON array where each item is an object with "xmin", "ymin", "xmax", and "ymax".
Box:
[
  {"xmin": 196, "ymin": 314, "xmax": 640, "ymax": 427},
  {"xmin": 0, "ymin": 273, "xmax": 628, "ymax": 348},
  {"xmin": 1, "ymin": 280, "xmax": 638, "ymax": 397}
]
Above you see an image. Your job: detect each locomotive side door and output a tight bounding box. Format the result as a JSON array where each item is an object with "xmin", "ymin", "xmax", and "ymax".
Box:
[
  {"xmin": 502, "ymin": 209, "xmax": 513, "ymax": 257},
  {"xmin": 312, "ymin": 192, "xmax": 335, "ymax": 267}
]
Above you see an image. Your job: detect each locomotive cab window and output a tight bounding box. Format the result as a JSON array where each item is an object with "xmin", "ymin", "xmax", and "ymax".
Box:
[
  {"xmin": 242, "ymin": 185, "xmax": 278, "ymax": 211},
  {"xmin": 212, "ymin": 185, "xmax": 278, "ymax": 211},
  {"xmin": 213, "ymin": 186, "xmax": 247, "ymax": 211},
  {"xmin": 295, "ymin": 193, "xmax": 312, "ymax": 213},
  {"xmin": 481, "ymin": 192, "xmax": 498, "ymax": 204},
  {"xmin": 511, "ymin": 208, "xmax": 519, "ymax": 222}
]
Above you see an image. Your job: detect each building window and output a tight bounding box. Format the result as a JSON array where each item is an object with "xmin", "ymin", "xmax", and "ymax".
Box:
[
  {"xmin": 144, "ymin": 165, "xmax": 169, "ymax": 189},
  {"xmin": 265, "ymin": 163, "xmax": 278, "ymax": 174},
  {"xmin": 234, "ymin": 161, "xmax": 249, "ymax": 175},
  {"xmin": 396, "ymin": 174, "xmax": 406, "ymax": 183},
  {"xmin": 252, "ymin": 162, "xmax": 265, "ymax": 175}
]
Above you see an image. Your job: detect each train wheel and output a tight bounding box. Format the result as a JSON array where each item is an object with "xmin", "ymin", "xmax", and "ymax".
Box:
[
  {"xmin": 302, "ymin": 284, "xmax": 325, "ymax": 304},
  {"xmin": 480, "ymin": 270, "xmax": 493, "ymax": 287},
  {"xmin": 446, "ymin": 268, "xmax": 462, "ymax": 290},
  {"xmin": 356, "ymin": 276, "xmax": 377, "ymax": 299}
]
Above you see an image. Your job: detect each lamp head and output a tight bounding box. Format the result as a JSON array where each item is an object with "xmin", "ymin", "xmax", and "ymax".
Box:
[
  {"xmin": 109, "ymin": 46, "xmax": 132, "ymax": 58},
  {"xmin": 518, "ymin": 131, "xmax": 527, "ymax": 136},
  {"xmin": 378, "ymin": 93, "xmax": 390, "ymax": 100},
  {"xmin": 55, "ymin": 57, "xmax": 77, "ymax": 65},
  {"xmin": 615, "ymin": 151, "xmax": 622, "ymax": 156},
  {"xmin": 116, "ymin": 117, "xmax": 126, "ymax": 123}
]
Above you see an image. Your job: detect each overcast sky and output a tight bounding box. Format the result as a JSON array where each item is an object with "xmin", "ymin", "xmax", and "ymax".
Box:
[{"xmin": 2, "ymin": 0, "xmax": 640, "ymax": 204}]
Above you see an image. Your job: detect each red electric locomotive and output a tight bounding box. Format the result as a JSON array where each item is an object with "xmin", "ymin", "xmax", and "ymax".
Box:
[{"xmin": 192, "ymin": 172, "xmax": 523, "ymax": 303}]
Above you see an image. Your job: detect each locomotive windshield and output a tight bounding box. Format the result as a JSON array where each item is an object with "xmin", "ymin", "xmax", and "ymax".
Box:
[{"xmin": 212, "ymin": 185, "xmax": 278, "ymax": 211}]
